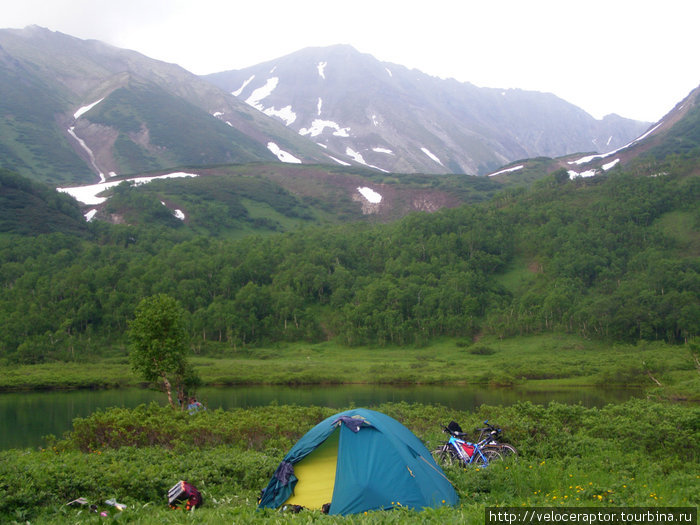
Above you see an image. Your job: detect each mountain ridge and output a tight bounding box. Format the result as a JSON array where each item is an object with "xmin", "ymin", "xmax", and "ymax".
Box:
[
  {"xmin": 204, "ymin": 44, "xmax": 650, "ymax": 175},
  {"xmin": 0, "ymin": 26, "xmax": 337, "ymax": 185}
]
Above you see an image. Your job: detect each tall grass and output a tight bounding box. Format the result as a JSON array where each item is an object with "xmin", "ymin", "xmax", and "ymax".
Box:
[{"xmin": 3, "ymin": 334, "xmax": 697, "ymax": 401}]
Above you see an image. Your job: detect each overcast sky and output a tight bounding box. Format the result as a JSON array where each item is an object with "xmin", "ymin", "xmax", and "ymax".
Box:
[{"xmin": 3, "ymin": 0, "xmax": 698, "ymax": 122}]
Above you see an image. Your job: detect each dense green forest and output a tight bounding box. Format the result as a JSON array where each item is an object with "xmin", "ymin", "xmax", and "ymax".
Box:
[{"xmin": 1, "ymin": 155, "xmax": 698, "ymax": 364}]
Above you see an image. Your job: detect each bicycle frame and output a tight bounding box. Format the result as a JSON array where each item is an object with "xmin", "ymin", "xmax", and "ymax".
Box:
[{"xmin": 445, "ymin": 434, "xmax": 491, "ymax": 466}]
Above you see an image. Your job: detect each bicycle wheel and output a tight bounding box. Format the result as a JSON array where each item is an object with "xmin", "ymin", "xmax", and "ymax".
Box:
[
  {"xmin": 480, "ymin": 447, "xmax": 503, "ymax": 465},
  {"xmin": 497, "ymin": 443, "xmax": 518, "ymax": 458},
  {"xmin": 432, "ymin": 446, "xmax": 461, "ymax": 467}
]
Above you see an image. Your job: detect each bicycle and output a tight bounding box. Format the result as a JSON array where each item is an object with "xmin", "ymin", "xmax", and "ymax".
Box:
[
  {"xmin": 432, "ymin": 421, "xmax": 504, "ymax": 468},
  {"xmin": 474, "ymin": 420, "xmax": 518, "ymax": 458}
]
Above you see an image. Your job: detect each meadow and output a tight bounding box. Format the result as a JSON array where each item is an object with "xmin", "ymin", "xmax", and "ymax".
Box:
[
  {"xmin": 0, "ymin": 400, "xmax": 697, "ymax": 523},
  {"xmin": 2, "ymin": 334, "xmax": 697, "ymax": 522},
  {"xmin": 2, "ymin": 334, "xmax": 698, "ymax": 401}
]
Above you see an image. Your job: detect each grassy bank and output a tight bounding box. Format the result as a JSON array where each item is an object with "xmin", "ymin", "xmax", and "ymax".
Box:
[
  {"xmin": 0, "ymin": 400, "xmax": 697, "ymax": 523},
  {"xmin": 2, "ymin": 334, "xmax": 698, "ymax": 400}
]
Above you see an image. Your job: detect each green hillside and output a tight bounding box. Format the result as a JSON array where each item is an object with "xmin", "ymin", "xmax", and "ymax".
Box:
[
  {"xmin": 0, "ymin": 62, "xmax": 93, "ymax": 182},
  {"xmin": 0, "ymin": 169, "xmax": 89, "ymax": 236},
  {"xmin": 647, "ymin": 98, "xmax": 700, "ymax": 160},
  {"xmin": 84, "ymin": 82, "xmax": 275, "ymax": 174},
  {"xmin": 99, "ymin": 173, "xmax": 325, "ymax": 236},
  {"xmin": 0, "ymin": 159, "xmax": 697, "ymax": 364}
]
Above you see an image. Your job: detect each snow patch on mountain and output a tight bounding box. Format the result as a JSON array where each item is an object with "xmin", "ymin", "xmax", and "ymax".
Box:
[
  {"xmin": 327, "ymin": 155, "xmax": 351, "ymax": 166},
  {"xmin": 317, "ymin": 98, "xmax": 323, "ymax": 116},
  {"xmin": 568, "ymin": 169, "xmax": 596, "ymax": 179},
  {"xmin": 346, "ymin": 147, "xmax": 389, "ymax": 172},
  {"xmin": 372, "ymin": 147, "xmax": 393, "ymax": 154},
  {"xmin": 263, "ymin": 105, "xmax": 297, "ymax": 126},
  {"xmin": 357, "ymin": 187, "xmax": 382, "ymax": 203},
  {"xmin": 317, "ymin": 61, "xmax": 327, "ymax": 79},
  {"xmin": 569, "ymin": 123, "xmax": 662, "ymax": 165},
  {"xmin": 245, "ymin": 77, "xmax": 278, "ymax": 109},
  {"xmin": 67, "ymin": 126, "xmax": 104, "ymax": 181},
  {"xmin": 488, "ymin": 164, "xmax": 524, "ymax": 177},
  {"xmin": 74, "ymin": 98, "xmax": 104, "ymax": 119},
  {"xmin": 385, "ymin": 68, "xmax": 392, "ymax": 77},
  {"xmin": 421, "ymin": 147, "xmax": 444, "ymax": 166},
  {"xmin": 57, "ymin": 172, "xmax": 199, "ymax": 206},
  {"xmin": 267, "ymin": 142, "xmax": 302, "ymax": 163},
  {"xmin": 602, "ymin": 158, "xmax": 620, "ymax": 170},
  {"xmin": 232, "ymin": 74, "xmax": 255, "ymax": 96},
  {"xmin": 299, "ymin": 119, "xmax": 350, "ymax": 138},
  {"xmin": 160, "ymin": 201, "xmax": 186, "ymax": 220}
]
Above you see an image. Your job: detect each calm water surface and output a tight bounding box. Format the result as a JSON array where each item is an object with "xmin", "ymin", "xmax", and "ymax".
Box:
[{"xmin": 0, "ymin": 384, "xmax": 643, "ymax": 450}]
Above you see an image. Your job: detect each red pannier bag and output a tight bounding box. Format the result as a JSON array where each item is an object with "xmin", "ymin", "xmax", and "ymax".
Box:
[
  {"xmin": 168, "ymin": 480, "xmax": 202, "ymax": 510},
  {"xmin": 460, "ymin": 443, "xmax": 475, "ymax": 458}
]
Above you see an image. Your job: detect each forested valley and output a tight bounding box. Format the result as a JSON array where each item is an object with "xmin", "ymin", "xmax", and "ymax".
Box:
[{"xmin": 1, "ymin": 157, "xmax": 698, "ymax": 365}]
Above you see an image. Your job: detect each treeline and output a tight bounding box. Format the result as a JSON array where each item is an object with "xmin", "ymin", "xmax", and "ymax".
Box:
[{"xmin": 0, "ymin": 168, "xmax": 698, "ymax": 363}]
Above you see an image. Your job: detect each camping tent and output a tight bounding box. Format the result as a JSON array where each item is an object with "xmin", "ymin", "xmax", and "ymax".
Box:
[{"xmin": 258, "ymin": 408, "xmax": 459, "ymax": 515}]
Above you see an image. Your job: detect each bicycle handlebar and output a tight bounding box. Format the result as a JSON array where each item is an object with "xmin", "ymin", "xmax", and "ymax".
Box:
[{"xmin": 475, "ymin": 421, "xmax": 501, "ymax": 434}]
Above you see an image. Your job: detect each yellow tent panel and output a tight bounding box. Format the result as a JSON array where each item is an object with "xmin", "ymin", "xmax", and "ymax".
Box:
[{"xmin": 285, "ymin": 428, "xmax": 339, "ymax": 509}]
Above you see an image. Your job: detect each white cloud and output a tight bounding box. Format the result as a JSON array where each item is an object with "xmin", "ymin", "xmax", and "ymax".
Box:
[{"xmin": 3, "ymin": 0, "xmax": 698, "ymax": 122}]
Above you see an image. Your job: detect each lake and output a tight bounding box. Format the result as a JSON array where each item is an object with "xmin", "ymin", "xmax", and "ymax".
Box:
[{"xmin": 0, "ymin": 384, "xmax": 643, "ymax": 450}]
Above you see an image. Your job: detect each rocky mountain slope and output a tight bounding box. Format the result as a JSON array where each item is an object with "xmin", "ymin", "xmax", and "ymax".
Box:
[
  {"xmin": 204, "ymin": 45, "xmax": 650, "ymax": 175},
  {"xmin": 0, "ymin": 26, "xmax": 336, "ymax": 185},
  {"xmin": 486, "ymin": 83, "xmax": 700, "ymax": 183}
]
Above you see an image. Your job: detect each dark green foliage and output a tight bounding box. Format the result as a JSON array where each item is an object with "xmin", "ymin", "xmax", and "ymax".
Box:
[
  {"xmin": 132, "ymin": 175, "xmax": 317, "ymax": 235},
  {"xmin": 129, "ymin": 294, "xmax": 198, "ymax": 408},
  {"xmin": 103, "ymin": 181, "xmax": 184, "ymax": 228},
  {"xmin": 0, "ymin": 400, "xmax": 696, "ymax": 521},
  {"xmin": 0, "ymin": 167, "xmax": 698, "ymax": 362},
  {"xmin": 0, "ymin": 169, "xmax": 88, "ymax": 235},
  {"xmin": 468, "ymin": 345, "xmax": 496, "ymax": 356}
]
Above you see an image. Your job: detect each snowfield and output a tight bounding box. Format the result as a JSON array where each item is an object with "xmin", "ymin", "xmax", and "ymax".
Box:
[
  {"xmin": 245, "ymin": 77, "xmax": 279, "ymax": 109},
  {"xmin": 263, "ymin": 105, "xmax": 297, "ymax": 126},
  {"xmin": 299, "ymin": 119, "xmax": 350, "ymax": 138},
  {"xmin": 488, "ymin": 165, "xmax": 524, "ymax": 177},
  {"xmin": 421, "ymin": 147, "xmax": 444, "ymax": 166},
  {"xmin": 67, "ymin": 126, "xmax": 104, "ymax": 182},
  {"xmin": 345, "ymin": 147, "xmax": 388, "ymax": 172},
  {"xmin": 317, "ymin": 61, "xmax": 327, "ymax": 79},
  {"xmin": 267, "ymin": 142, "xmax": 302, "ymax": 163},
  {"xmin": 232, "ymin": 74, "xmax": 255, "ymax": 96},
  {"xmin": 57, "ymin": 172, "xmax": 199, "ymax": 206},
  {"xmin": 357, "ymin": 187, "xmax": 382, "ymax": 203},
  {"xmin": 568, "ymin": 123, "xmax": 662, "ymax": 166},
  {"xmin": 73, "ymin": 98, "xmax": 104, "ymax": 119}
]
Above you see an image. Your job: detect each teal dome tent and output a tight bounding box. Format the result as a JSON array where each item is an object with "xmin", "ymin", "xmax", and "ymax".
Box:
[{"xmin": 258, "ymin": 408, "xmax": 459, "ymax": 515}]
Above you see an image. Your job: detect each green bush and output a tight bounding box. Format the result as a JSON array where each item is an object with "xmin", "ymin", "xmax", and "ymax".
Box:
[{"xmin": 1, "ymin": 400, "xmax": 697, "ymax": 522}]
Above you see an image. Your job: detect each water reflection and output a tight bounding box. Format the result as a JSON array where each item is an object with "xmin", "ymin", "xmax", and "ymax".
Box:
[{"xmin": 0, "ymin": 384, "xmax": 642, "ymax": 450}]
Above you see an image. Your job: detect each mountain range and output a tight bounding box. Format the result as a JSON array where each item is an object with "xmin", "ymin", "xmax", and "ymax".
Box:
[
  {"xmin": 204, "ymin": 44, "xmax": 651, "ymax": 175},
  {"xmin": 1, "ymin": 26, "xmax": 653, "ymax": 187},
  {"xmin": 0, "ymin": 26, "xmax": 331, "ymax": 185}
]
